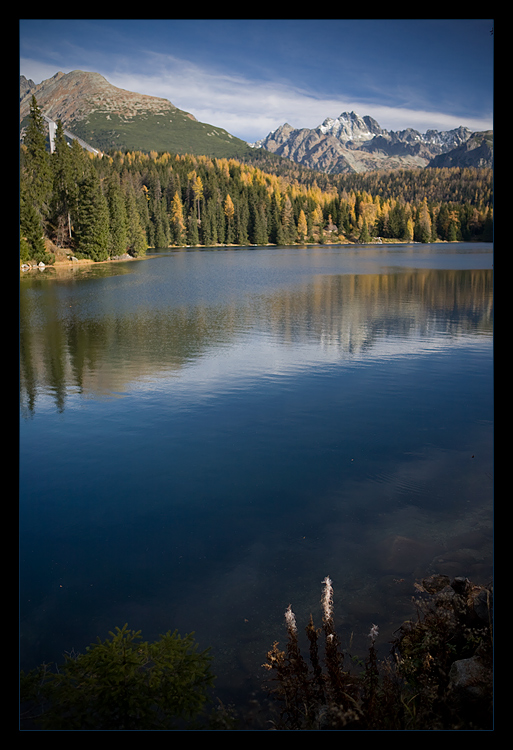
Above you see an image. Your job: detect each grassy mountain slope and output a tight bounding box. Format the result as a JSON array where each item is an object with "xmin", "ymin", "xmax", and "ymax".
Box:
[{"xmin": 69, "ymin": 109, "xmax": 255, "ymax": 158}]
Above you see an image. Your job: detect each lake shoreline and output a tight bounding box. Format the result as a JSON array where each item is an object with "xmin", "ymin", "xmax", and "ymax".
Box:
[{"xmin": 20, "ymin": 238, "xmax": 490, "ymax": 275}]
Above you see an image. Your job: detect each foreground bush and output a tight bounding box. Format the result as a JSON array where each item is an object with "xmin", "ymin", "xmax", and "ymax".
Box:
[{"xmin": 20, "ymin": 624, "xmax": 216, "ymax": 730}]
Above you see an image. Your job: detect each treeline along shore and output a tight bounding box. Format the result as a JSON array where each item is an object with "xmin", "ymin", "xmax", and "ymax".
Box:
[{"xmin": 20, "ymin": 96, "xmax": 493, "ymax": 266}]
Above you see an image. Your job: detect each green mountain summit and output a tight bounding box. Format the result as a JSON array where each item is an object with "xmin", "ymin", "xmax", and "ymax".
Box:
[{"xmin": 19, "ymin": 70, "xmax": 254, "ymax": 159}]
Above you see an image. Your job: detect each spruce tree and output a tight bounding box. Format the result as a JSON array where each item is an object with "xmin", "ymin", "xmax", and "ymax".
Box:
[
  {"xmin": 124, "ymin": 185, "xmax": 147, "ymax": 256},
  {"xmin": 201, "ymin": 200, "xmax": 218, "ymax": 246},
  {"xmin": 20, "ymin": 187, "xmax": 49, "ymax": 262},
  {"xmin": 268, "ymin": 193, "xmax": 282, "ymax": 245},
  {"xmin": 67, "ymin": 139, "xmax": 87, "ymax": 235},
  {"xmin": 50, "ymin": 121, "xmax": 74, "ymax": 245},
  {"xmin": 447, "ymin": 219, "xmax": 459, "ymax": 242},
  {"xmin": 235, "ymin": 195, "xmax": 250, "ymax": 246},
  {"xmin": 22, "ymin": 96, "xmax": 52, "ymax": 222},
  {"xmin": 75, "ymin": 165, "xmax": 110, "ymax": 261},
  {"xmin": 250, "ymin": 202, "xmax": 268, "ymax": 245},
  {"xmin": 187, "ymin": 207, "xmax": 199, "ymax": 245},
  {"xmin": 281, "ymin": 195, "xmax": 295, "ymax": 244},
  {"xmin": 214, "ymin": 195, "xmax": 225, "ymax": 245},
  {"xmin": 152, "ymin": 197, "xmax": 170, "ymax": 249},
  {"xmin": 106, "ymin": 176, "xmax": 129, "ymax": 256},
  {"xmin": 359, "ymin": 219, "xmax": 371, "ymax": 243},
  {"xmin": 388, "ymin": 202, "xmax": 405, "ymax": 240},
  {"xmin": 415, "ymin": 198, "xmax": 432, "ymax": 243}
]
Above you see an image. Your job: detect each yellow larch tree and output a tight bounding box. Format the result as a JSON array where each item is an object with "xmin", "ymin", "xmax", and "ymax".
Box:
[
  {"xmin": 171, "ymin": 192, "xmax": 186, "ymax": 245},
  {"xmin": 297, "ymin": 209, "xmax": 308, "ymax": 243}
]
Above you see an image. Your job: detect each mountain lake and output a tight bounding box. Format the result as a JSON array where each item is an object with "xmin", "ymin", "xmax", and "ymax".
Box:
[{"xmin": 19, "ymin": 242, "xmax": 493, "ymax": 720}]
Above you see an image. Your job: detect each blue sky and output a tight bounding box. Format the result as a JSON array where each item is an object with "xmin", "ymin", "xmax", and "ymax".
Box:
[{"xmin": 19, "ymin": 19, "xmax": 494, "ymax": 143}]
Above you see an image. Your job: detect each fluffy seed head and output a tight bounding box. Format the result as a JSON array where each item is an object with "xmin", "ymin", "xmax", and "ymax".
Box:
[
  {"xmin": 322, "ymin": 576, "xmax": 333, "ymax": 622},
  {"xmin": 285, "ymin": 604, "xmax": 297, "ymax": 634}
]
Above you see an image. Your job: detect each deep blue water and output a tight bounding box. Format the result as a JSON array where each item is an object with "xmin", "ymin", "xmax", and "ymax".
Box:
[{"xmin": 19, "ymin": 243, "xmax": 493, "ymax": 714}]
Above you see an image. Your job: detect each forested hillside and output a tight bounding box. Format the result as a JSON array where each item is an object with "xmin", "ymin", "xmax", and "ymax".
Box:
[{"xmin": 20, "ymin": 97, "xmax": 493, "ymax": 266}]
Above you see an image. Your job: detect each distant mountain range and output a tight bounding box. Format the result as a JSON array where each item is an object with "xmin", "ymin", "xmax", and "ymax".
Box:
[
  {"xmin": 250, "ymin": 111, "xmax": 493, "ymax": 173},
  {"xmin": 20, "ymin": 71, "xmax": 492, "ymax": 173}
]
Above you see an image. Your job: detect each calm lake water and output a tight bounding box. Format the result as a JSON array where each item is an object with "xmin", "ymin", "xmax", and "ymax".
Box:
[{"xmin": 19, "ymin": 243, "xmax": 493, "ymax": 720}]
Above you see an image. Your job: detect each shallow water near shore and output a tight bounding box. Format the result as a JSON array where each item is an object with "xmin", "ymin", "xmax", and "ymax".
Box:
[{"xmin": 19, "ymin": 242, "xmax": 493, "ymax": 717}]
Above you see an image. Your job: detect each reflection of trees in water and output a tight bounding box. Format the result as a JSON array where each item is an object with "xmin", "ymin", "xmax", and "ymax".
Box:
[
  {"xmin": 20, "ymin": 269, "xmax": 493, "ymax": 414},
  {"xmin": 259, "ymin": 269, "xmax": 493, "ymax": 355}
]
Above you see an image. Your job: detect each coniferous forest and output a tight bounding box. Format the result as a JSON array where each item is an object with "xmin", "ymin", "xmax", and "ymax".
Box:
[{"xmin": 20, "ymin": 96, "xmax": 493, "ymax": 266}]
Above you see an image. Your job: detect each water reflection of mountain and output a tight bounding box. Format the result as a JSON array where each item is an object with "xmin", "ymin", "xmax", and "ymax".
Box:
[{"xmin": 20, "ymin": 268, "xmax": 493, "ymax": 414}]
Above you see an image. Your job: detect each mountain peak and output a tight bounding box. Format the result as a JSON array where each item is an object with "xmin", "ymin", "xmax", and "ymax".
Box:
[
  {"xmin": 19, "ymin": 69, "xmax": 188, "ymax": 126},
  {"xmin": 19, "ymin": 69, "xmax": 255, "ymax": 159},
  {"xmin": 318, "ymin": 111, "xmax": 383, "ymax": 141}
]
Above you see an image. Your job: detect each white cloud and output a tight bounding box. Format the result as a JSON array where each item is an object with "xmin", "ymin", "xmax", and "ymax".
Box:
[
  {"xmin": 104, "ymin": 51, "xmax": 493, "ymax": 142},
  {"xmin": 109, "ymin": 68, "xmax": 493, "ymax": 142},
  {"xmin": 20, "ymin": 52, "xmax": 493, "ymax": 144}
]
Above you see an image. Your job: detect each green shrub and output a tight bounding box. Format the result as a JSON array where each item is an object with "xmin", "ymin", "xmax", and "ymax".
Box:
[{"xmin": 20, "ymin": 624, "xmax": 215, "ymax": 730}]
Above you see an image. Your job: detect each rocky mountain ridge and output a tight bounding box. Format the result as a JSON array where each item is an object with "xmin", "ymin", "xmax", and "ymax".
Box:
[{"xmin": 251, "ymin": 111, "xmax": 492, "ymax": 173}]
